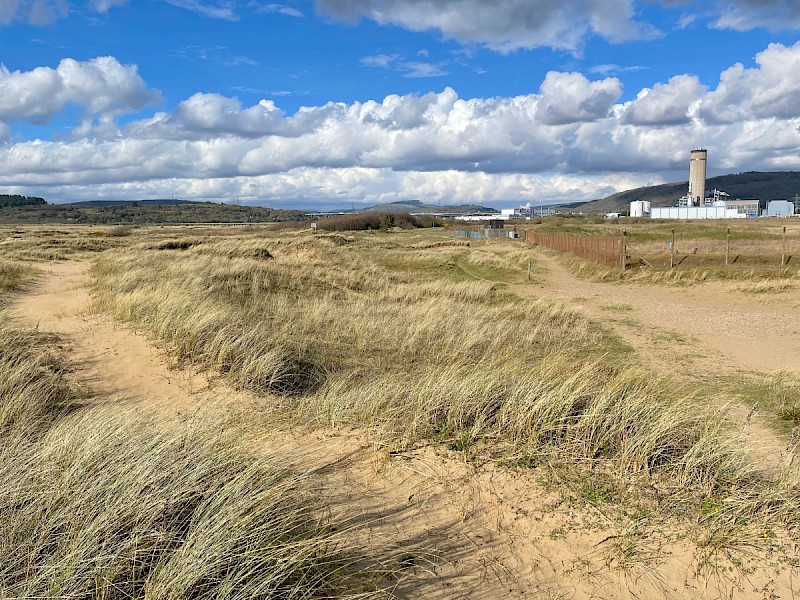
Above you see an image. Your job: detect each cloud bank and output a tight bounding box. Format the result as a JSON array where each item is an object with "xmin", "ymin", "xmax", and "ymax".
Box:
[{"xmin": 1, "ymin": 42, "xmax": 799, "ymax": 206}]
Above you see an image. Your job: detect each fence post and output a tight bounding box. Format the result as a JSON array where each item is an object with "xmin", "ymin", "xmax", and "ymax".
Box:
[
  {"xmin": 527, "ymin": 260, "xmax": 531, "ymax": 282},
  {"xmin": 725, "ymin": 227, "xmax": 730, "ymax": 266},
  {"xmin": 782, "ymin": 226, "xmax": 787, "ymax": 266},
  {"xmin": 621, "ymin": 230, "xmax": 627, "ymax": 271},
  {"xmin": 670, "ymin": 228, "xmax": 675, "ymax": 269}
]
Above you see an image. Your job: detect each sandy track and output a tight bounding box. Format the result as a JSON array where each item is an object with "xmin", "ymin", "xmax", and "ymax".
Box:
[
  {"xmin": 515, "ymin": 251, "xmax": 800, "ymax": 376},
  {"xmin": 9, "ymin": 260, "xmax": 799, "ymax": 599},
  {"xmin": 12, "ymin": 261, "xmax": 205, "ymax": 414}
]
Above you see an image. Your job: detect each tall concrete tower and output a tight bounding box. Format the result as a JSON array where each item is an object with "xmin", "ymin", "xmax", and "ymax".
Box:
[{"xmin": 688, "ymin": 149, "xmax": 707, "ymax": 206}]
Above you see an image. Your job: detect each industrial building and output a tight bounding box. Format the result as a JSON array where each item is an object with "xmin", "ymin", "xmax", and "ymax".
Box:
[
  {"xmin": 651, "ymin": 205, "xmax": 744, "ymax": 220},
  {"xmin": 630, "ymin": 201, "xmax": 651, "ymax": 217},
  {"xmin": 767, "ymin": 200, "xmax": 796, "ymax": 217},
  {"xmin": 725, "ymin": 199, "xmax": 766, "ymax": 218},
  {"xmin": 644, "ymin": 149, "xmax": 796, "ymax": 219},
  {"xmin": 500, "ymin": 202, "xmax": 562, "ymax": 218}
]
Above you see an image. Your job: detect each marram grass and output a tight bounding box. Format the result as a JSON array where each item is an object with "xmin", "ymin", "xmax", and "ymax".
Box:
[
  {"xmin": 88, "ymin": 233, "xmax": 800, "ymax": 539},
  {"xmin": 0, "ymin": 315, "xmax": 383, "ymax": 599}
]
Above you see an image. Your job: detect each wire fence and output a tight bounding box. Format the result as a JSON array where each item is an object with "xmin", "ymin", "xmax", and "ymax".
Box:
[
  {"xmin": 454, "ymin": 229, "xmax": 515, "ymax": 241},
  {"xmin": 627, "ymin": 226, "xmax": 799, "ymax": 269},
  {"xmin": 455, "ymin": 223, "xmax": 798, "ymax": 273}
]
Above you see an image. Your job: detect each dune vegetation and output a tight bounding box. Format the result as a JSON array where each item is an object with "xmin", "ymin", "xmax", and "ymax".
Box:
[
  {"xmin": 89, "ymin": 230, "xmax": 800, "ymax": 536},
  {"xmin": 2, "ymin": 224, "xmax": 799, "ymax": 596},
  {"xmin": 0, "ymin": 315, "xmax": 383, "ymax": 598},
  {"xmin": 0, "ymin": 259, "xmax": 36, "ymax": 294}
]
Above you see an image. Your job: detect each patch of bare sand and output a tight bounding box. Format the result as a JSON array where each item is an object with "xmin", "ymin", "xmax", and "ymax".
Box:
[
  {"xmin": 513, "ymin": 251, "xmax": 800, "ymax": 377},
  {"xmin": 11, "ymin": 261, "xmax": 204, "ymax": 414},
  {"xmin": 264, "ymin": 425, "xmax": 799, "ymax": 600},
  {"xmin": 9, "ymin": 260, "xmax": 800, "ymax": 599}
]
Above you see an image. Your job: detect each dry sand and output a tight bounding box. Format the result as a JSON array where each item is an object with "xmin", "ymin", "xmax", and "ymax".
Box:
[
  {"xmin": 10, "ymin": 260, "xmax": 800, "ymax": 599},
  {"xmin": 514, "ymin": 251, "xmax": 800, "ymax": 377}
]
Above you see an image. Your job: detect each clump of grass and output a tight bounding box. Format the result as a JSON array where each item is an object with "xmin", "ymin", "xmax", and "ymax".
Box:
[
  {"xmin": 0, "ymin": 259, "xmax": 36, "ymax": 293},
  {"xmin": 0, "ymin": 316, "xmax": 381, "ymax": 598},
  {"xmin": 600, "ymin": 301, "xmax": 634, "ymax": 311},
  {"xmin": 0, "ymin": 412, "xmax": 370, "ymax": 599},
  {"xmin": 729, "ymin": 280, "xmax": 795, "ymax": 294},
  {"xmin": 0, "ymin": 318, "xmax": 72, "ymax": 427},
  {"xmin": 313, "ymin": 360, "xmax": 751, "ymax": 493},
  {"xmin": 154, "ymin": 238, "xmax": 203, "ymax": 251},
  {"xmin": 107, "ymin": 224, "xmax": 136, "ymax": 237}
]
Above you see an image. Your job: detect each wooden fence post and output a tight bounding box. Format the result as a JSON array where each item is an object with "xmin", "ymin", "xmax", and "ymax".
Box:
[
  {"xmin": 621, "ymin": 231, "xmax": 627, "ymax": 271},
  {"xmin": 670, "ymin": 228, "xmax": 675, "ymax": 269},
  {"xmin": 725, "ymin": 227, "xmax": 730, "ymax": 266},
  {"xmin": 782, "ymin": 226, "xmax": 787, "ymax": 266}
]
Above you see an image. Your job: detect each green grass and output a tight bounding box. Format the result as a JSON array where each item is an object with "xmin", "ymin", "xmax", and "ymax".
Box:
[{"xmin": 713, "ymin": 373, "xmax": 800, "ymax": 435}]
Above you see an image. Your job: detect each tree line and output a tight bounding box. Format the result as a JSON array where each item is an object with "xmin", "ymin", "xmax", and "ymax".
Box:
[{"xmin": 0, "ymin": 195, "xmax": 47, "ymax": 208}]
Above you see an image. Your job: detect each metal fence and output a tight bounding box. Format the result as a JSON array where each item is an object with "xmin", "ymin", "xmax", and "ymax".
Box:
[
  {"xmin": 525, "ymin": 230, "xmax": 625, "ymax": 269},
  {"xmin": 454, "ymin": 229, "xmax": 513, "ymax": 241}
]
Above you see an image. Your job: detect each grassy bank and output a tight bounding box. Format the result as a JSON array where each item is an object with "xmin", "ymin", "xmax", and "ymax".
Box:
[{"xmin": 0, "ymin": 315, "xmax": 379, "ymax": 598}]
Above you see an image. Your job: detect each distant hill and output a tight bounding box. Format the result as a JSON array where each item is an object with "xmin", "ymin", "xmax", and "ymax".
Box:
[
  {"xmin": 0, "ymin": 200, "xmax": 306, "ymax": 225},
  {"xmin": 580, "ymin": 171, "xmax": 800, "ymax": 214},
  {"xmin": 361, "ymin": 199, "xmax": 497, "ymax": 214}
]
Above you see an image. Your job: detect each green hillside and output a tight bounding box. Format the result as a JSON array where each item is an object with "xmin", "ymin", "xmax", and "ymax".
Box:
[
  {"xmin": 580, "ymin": 171, "xmax": 800, "ymax": 214},
  {"xmin": 362, "ymin": 199, "xmax": 497, "ymax": 214}
]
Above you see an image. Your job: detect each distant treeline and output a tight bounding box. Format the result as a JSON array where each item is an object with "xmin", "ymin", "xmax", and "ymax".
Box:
[
  {"xmin": 0, "ymin": 202, "xmax": 307, "ymax": 225},
  {"xmin": 0, "ymin": 195, "xmax": 47, "ymax": 208},
  {"xmin": 317, "ymin": 212, "xmax": 442, "ymax": 231}
]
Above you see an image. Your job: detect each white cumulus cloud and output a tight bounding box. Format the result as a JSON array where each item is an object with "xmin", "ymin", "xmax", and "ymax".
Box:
[
  {"xmin": 0, "ymin": 57, "xmax": 160, "ymax": 125},
  {"xmin": 2, "ymin": 43, "xmax": 800, "ymax": 206},
  {"xmin": 535, "ymin": 71, "xmax": 621, "ymax": 125},
  {"xmin": 698, "ymin": 43, "xmax": 800, "ymax": 124},
  {"xmin": 624, "ymin": 74, "xmax": 706, "ymax": 126}
]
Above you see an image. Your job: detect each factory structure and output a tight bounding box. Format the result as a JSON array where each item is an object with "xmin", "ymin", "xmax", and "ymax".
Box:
[{"xmin": 637, "ymin": 149, "xmax": 796, "ymax": 220}]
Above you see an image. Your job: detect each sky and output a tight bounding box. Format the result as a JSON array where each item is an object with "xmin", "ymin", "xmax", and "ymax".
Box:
[{"xmin": 0, "ymin": 0, "xmax": 799, "ymax": 209}]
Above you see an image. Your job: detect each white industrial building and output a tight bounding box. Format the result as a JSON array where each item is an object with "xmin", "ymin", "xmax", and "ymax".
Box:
[
  {"xmin": 646, "ymin": 150, "xmax": 754, "ymax": 220},
  {"xmin": 501, "ymin": 202, "xmax": 562, "ymax": 218},
  {"xmin": 651, "ymin": 205, "xmax": 745, "ymax": 220},
  {"xmin": 766, "ymin": 200, "xmax": 796, "ymax": 217},
  {"xmin": 630, "ymin": 201, "xmax": 651, "ymax": 217}
]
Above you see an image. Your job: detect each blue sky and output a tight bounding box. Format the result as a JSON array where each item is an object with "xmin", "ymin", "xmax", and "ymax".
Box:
[{"xmin": 1, "ymin": 0, "xmax": 799, "ymax": 208}]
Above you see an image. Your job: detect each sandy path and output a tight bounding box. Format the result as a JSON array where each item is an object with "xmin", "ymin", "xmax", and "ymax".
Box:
[
  {"xmin": 12, "ymin": 261, "xmax": 205, "ymax": 414},
  {"xmin": 10, "ymin": 260, "xmax": 799, "ymax": 599},
  {"xmin": 515, "ymin": 250, "xmax": 800, "ymax": 376}
]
